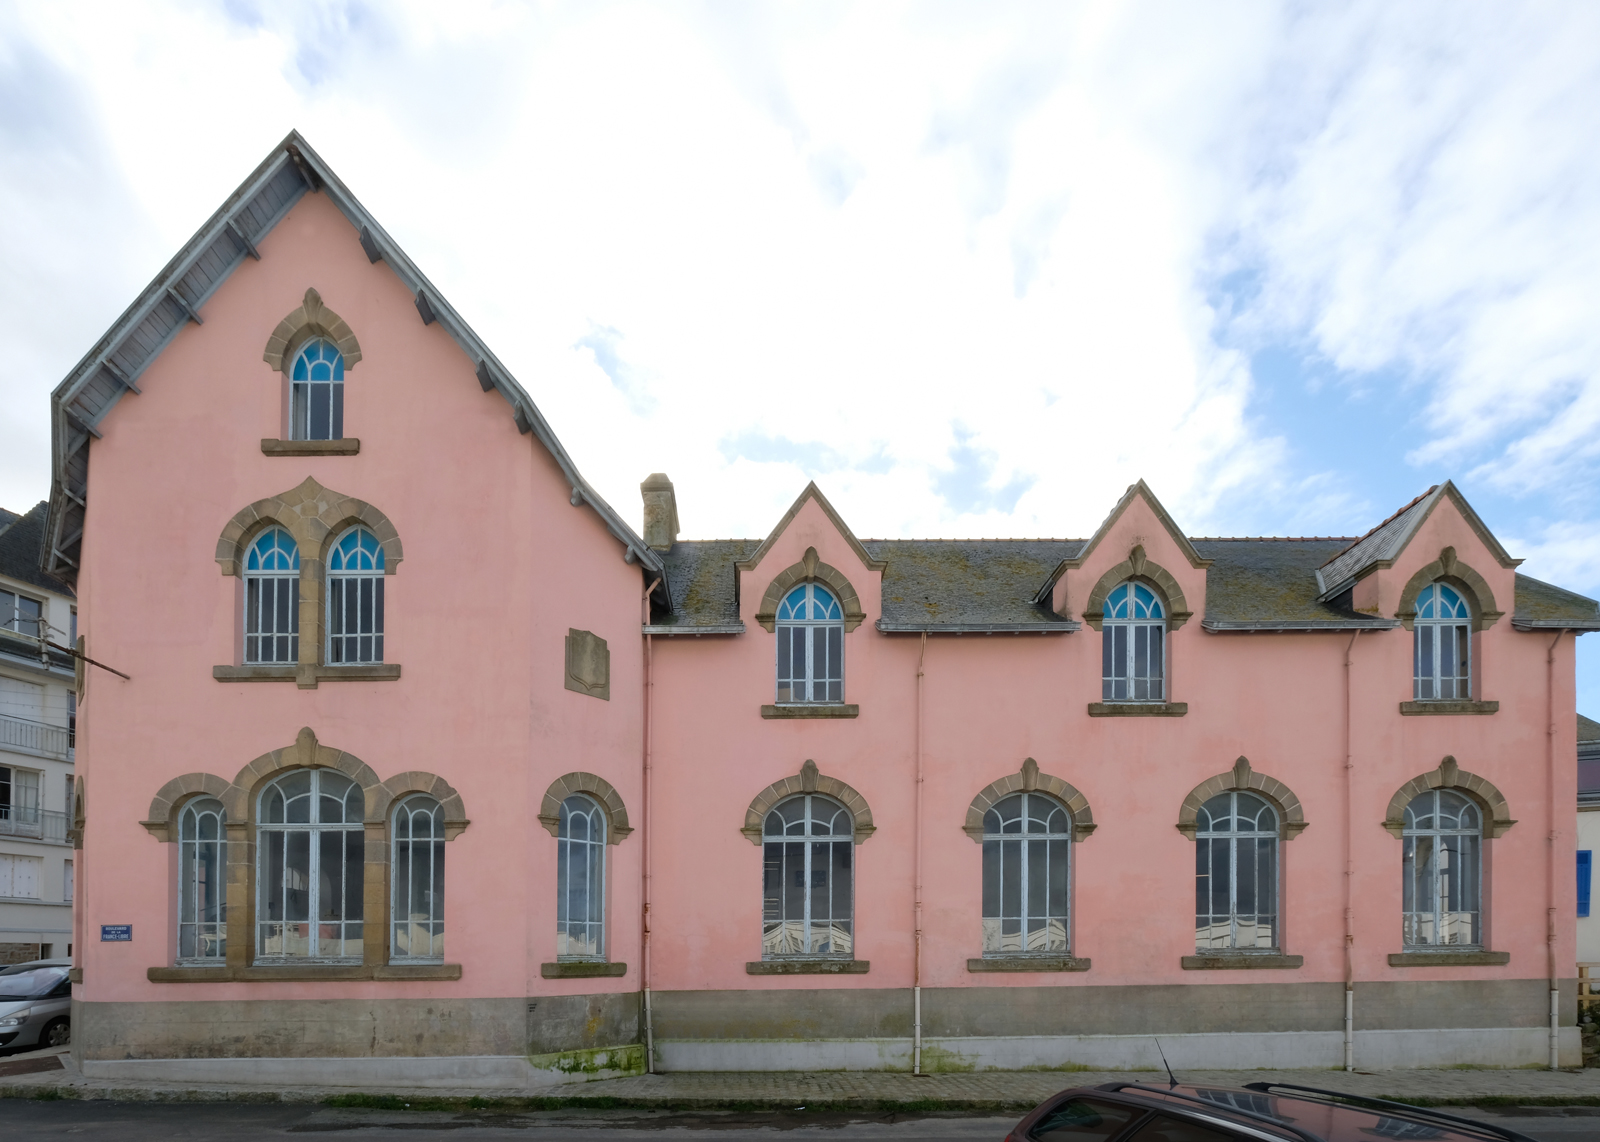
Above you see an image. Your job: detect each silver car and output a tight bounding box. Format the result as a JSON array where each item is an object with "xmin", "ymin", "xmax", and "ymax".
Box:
[{"xmin": 0, "ymin": 962, "xmax": 72, "ymax": 1052}]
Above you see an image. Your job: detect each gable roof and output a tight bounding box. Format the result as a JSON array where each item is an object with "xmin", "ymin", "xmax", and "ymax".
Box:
[
  {"xmin": 43, "ymin": 131, "xmax": 663, "ymax": 591},
  {"xmin": 1195, "ymin": 538, "xmax": 1397, "ymax": 631},
  {"xmin": 733, "ymin": 482, "xmax": 887, "ymax": 575},
  {"xmin": 0, "ymin": 503, "xmax": 74, "ymax": 599},
  {"xmin": 1512, "ymin": 573, "xmax": 1600, "ymax": 631},
  {"xmin": 1032, "ymin": 479, "xmax": 1209, "ymax": 605},
  {"xmin": 1315, "ymin": 481, "xmax": 1519, "ymax": 601},
  {"xmin": 867, "ymin": 539, "xmax": 1082, "ymax": 632}
]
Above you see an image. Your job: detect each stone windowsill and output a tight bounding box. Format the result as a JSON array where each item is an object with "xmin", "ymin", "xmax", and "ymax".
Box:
[
  {"xmin": 1387, "ymin": 950, "xmax": 1510, "ymax": 967},
  {"xmin": 213, "ymin": 664, "xmax": 402, "ymax": 688},
  {"xmin": 261, "ymin": 438, "xmax": 360, "ymax": 456},
  {"xmin": 746, "ymin": 959, "xmax": 869, "ymax": 975},
  {"xmin": 148, "ymin": 962, "xmax": 461, "ymax": 982},
  {"xmin": 541, "ymin": 961, "xmax": 628, "ymax": 979},
  {"xmin": 1181, "ymin": 954, "xmax": 1304, "ymax": 970},
  {"xmin": 761, "ymin": 704, "xmax": 860, "ymax": 719},
  {"xmin": 968, "ymin": 956, "xmax": 1090, "ymax": 973},
  {"xmin": 1399, "ymin": 700, "xmax": 1499, "ymax": 716},
  {"xmin": 1087, "ymin": 702, "xmax": 1188, "ymax": 718}
]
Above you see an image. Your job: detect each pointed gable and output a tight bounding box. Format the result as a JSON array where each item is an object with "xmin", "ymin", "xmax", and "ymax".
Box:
[
  {"xmin": 44, "ymin": 131, "xmax": 659, "ymax": 586},
  {"xmin": 1033, "ymin": 479, "xmax": 1209, "ymax": 605},
  {"xmin": 734, "ymin": 482, "xmax": 886, "ymax": 575}
]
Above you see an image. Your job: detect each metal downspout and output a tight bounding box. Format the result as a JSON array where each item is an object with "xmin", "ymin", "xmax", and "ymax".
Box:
[
  {"xmin": 642, "ymin": 579, "xmax": 660, "ymax": 1073},
  {"xmin": 913, "ymin": 631, "xmax": 927, "ymax": 1075},
  {"xmin": 1548, "ymin": 629, "xmax": 1568, "ymax": 1070},
  {"xmin": 1344, "ymin": 629, "xmax": 1361, "ymax": 1071}
]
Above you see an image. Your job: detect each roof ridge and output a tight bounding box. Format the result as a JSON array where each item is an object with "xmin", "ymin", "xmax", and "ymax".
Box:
[
  {"xmin": 1324, "ymin": 485, "xmax": 1438, "ymax": 564},
  {"xmin": 1192, "ymin": 536, "xmax": 1357, "ymax": 543},
  {"xmin": 863, "ymin": 537, "xmax": 1086, "ymax": 543}
]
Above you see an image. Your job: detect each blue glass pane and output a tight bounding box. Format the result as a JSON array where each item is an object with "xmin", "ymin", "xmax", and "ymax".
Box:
[
  {"xmin": 811, "ymin": 585, "xmax": 840, "ymax": 620},
  {"xmin": 778, "ymin": 585, "xmax": 809, "ymax": 621},
  {"xmin": 292, "ymin": 355, "xmax": 308, "ymax": 380},
  {"xmin": 1417, "ymin": 588, "xmax": 1437, "ymax": 619},
  {"xmin": 1132, "ymin": 583, "xmax": 1163, "ymax": 618},
  {"xmin": 1105, "ymin": 584, "xmax": 1129, "ymax": 619},
  {"xmin": 247, "ymin": 528, "xmax": 299, "ymax": 572},
  {"xmin": 1437, "ymin": 584, "xmax": 1468, "ymax": 618}
]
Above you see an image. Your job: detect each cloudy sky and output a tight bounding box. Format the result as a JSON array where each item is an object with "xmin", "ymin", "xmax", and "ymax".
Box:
[{"xmin": 3, "ymin": 1, "xmax": 1598, "ymax": 708}]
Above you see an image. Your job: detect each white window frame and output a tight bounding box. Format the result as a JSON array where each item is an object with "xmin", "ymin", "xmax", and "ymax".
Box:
[
  {"xmin": 1102, "ymin": 581, "xmax": 1165, "ymax": 702},
  {"xmin": 0, "ymin": 764, "xmax": 41, "ymax": 829},
  {"xmin": 981, "ymin": 792, "xmax": 1071, "ymax": 956},
  {"xmin": 761, "ymin": 794, "xmax": 854, "ymax": 959},
  {"xmin": 255, "ymin": 769, "xmax": 365, "ymax": 964},
  {"xmin": 391, "ymin": 795, "xmax": 445, "ymax": 964},
  {"xmin": 289, "ymin": 338, "xmax": 345, "ymax": 441},
  {"xmin": 775, "ymin": 583, "xmax": 844, "ymax": 704},
  {"xmin": 178, "ymin": 797, "xmax": 227, "ymax": 963},
  {"xmin": 1414, "ymin": 582, "xmax": 1472, "ymax": 701},
  {"xmin": 1194, "ymin": 791, "xmax": 1280, "ymax": 953},
  {"xmin": 0, "ymin": 588, "xmax": 44, "ymax": 639},
  {"xmin": 1402, "ymin": 789, "xmax": 1482, "ymax": 948},
  {"xmin": 243, "ymin": 528, "xmax": 300, "ymax": 665},
  {"xmin": 556, "ymin": 795, "xmax": 606, "ymax": 961},
  {"xmin": 327, "ymin": 527, "xmax": 385, "ymax": 665}
]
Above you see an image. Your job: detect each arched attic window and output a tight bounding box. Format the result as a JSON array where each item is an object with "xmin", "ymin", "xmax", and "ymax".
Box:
[
  {"xmin": 1414, "ymin": 583, "xmax": 1471, "ymax": 701},
  {"xmin": 776, "ymin": 583, "xmax": 844, "ymax": 704},
  {"xmin": 290, "ymin": 339, "xmax": 345, "ymax": 441},
  {"xmin": 1102, "ymin": 582, "xmax": 1165, "ymax": 702}
]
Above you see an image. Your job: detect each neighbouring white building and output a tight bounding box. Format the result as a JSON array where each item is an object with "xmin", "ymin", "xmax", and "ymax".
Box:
[{"xmin": 0, "ymin": 503, "xmax": 76, "ymax": 964}]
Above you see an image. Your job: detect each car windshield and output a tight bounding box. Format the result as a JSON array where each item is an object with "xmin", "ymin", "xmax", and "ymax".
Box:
[{"xmin": 0, "ymin": 966, "xmax": 69, "ymax": 999}]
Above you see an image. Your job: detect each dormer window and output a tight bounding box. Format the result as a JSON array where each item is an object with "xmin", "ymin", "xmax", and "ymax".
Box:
[
  {"xmin": 1414, "ymin": 583, "xmax": 1471, "ymax": 701},
  {"xmin": 776, "ymin": 583, "xmax": 843, "ymax": 704},
  {"xmin": 1101, "ymin": 582, "xmax": 1164, "ymax": 702},
  {"xmin": 290, "ymin": 339, "xmax": 344, "ymax": 441}
]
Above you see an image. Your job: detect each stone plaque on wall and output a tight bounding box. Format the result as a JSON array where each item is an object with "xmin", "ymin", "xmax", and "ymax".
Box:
[{"xmin": 564, "ymin": 629, "xmax": 610, "ymax": 701}]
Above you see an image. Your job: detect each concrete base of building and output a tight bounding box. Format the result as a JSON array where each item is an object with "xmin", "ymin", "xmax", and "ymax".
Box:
[{"xmin": 659, "ymin": 1027, "xmax": 1582, "ymax": 1072}]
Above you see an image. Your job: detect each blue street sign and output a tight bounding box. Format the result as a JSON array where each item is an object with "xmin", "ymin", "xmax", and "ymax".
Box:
[{"xmin": 100, "ymin": 924, "xmax": 132, "ymax": 941}]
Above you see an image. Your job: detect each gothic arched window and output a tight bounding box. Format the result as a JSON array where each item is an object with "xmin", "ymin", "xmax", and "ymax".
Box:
[
  {"xmin": 1102, "ymin": 582, "xmax": 1165, "ymax": 701},
  {"xmin": 244, "ymin": 528, "xmax": 299, "ymax": 664},
  {"xmin": 981, "ymin": 792, "xmax": 1071, "ymax": 956},
  {"xmin": 762, "ymin": 794, "xmax": 853, "ymax": 958},
  {"xmin": 1414, "ymin": 583, "xmax": 1471, "ymax": 701},
  {"xmin": 178, "ymin": 797, "xmax": 226, "ymax": 963},
  {"xmin": 1403, "ymin": 789, "xmax": 1481, "ymax": 947},
  {"xmin": 776, "ymin": 583, "xmax": 844, "ymax": 704},
  {"xmin": 328, "ymin": 527, "xmax": 385, "ymax": 664},
  {"xmin": 556, "ymin": 795, "xmax": 607, "ymax": 961},
  {"xmin": 391, "ymin": 795, "xmax": 444, "ymax": 963},
  {"xmin": 1195, "ymin": 791, "xmax": 1279, "ymax": 952},
  {"xmin": 257, "ymin": 769, "xmax": 364, "ymax": 962},
  {"xmin": 290, "ymin": 338, "xmax": 344, "ymax": 441}
]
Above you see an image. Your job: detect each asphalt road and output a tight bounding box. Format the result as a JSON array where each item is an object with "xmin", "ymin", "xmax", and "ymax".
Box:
[{"xmin": 1, "ymin": 1102, "xmax": 1599, "ymax": 1140}]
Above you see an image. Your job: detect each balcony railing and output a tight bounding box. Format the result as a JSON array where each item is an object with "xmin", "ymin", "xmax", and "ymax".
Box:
[
  {"xmin": 0, "ymin": 713, "xmax": 71, "ymax": 761},
  {"xmin": 0, "ymin": 807, "xmax": 69, "ymax": 844}
]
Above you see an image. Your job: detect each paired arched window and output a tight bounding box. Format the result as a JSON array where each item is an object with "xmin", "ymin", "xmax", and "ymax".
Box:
[
  {"xmin": 1414, "ymin": 583, "xmax": 1471, "ymax": 701},
  {"xmin": 290, "ymin": 339, "xmax": 345, "ymax": 441},
  {"xmin": 244, "ymin": 528, "xmax": 299, "ymax": 664},
  {"xmin": 257, "ymin": 769, "xmax": 364, "ymax": 962},
  {"xmin": 776, "ymin": 584, "xmax": 843, "ymax": 704},
  {"xmin": 1195, "ymin": 791, "xmax": 1279, "ymax": 952},
  {"xmin": 981, "ymin": 793, "xmax": 1070, "ymax": 955},
  {"xmin": 391, "ymin": 796, "xmax": 445, "ymax": 963},
  {"xmin": 1402, "ymin": 789, "xmax": 1481, "ymax": 947},
  {"xmin": 762, "ymin": 794, "xmax": 854, "ymax": 958},
  {"xmin": 178, "ymin": 797, "xmax": 226, "ymax": 963},
  {"xmin": 556, "ymin": 795, "xmax": 607, "ymax": 961},
  {"xmin": 328, "ymin": 527, "xmax": 385, "ymax": 664},
  {"xmin": 1102, "ymin": 582, "xmax": 1165, "ymax": 701}
]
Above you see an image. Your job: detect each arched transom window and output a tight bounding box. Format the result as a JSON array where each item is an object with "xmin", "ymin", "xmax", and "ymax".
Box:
[
  {"xmin": 1102, "ymin": 582, "xmax": 1164, "ymax": 702},
  {"xmin": 982, "ymin": 793, "xmax": 1070, "ymax": 956},
  {"xmin": 776, "ymin": 583, "xmax": 843, "ymax": 704},
  {"xmin": 391, "ymin": 795, "xmax": 444, "ymax": 963},
  {"xmin": 178, "ymin": 797, "xmax": 226, "ymax": 963},
  {"xmin": 328, "ymin": 528, "xmax": 385, "ymax": 664},
  {"xmin": 290, "ymin": 339, "xmax": 345, "ymax": 441},
  {"xmin": 1195, "ymin": 791, "xmax": 1279, "ymax": 952},
  {"xmin": 1414, "ymin": 583, "xmax": 1471, "ymax": 701},
  {"xmin": 762, "ymin": 794, "xmax": 853, "ymax": 958},
  {"xmin": 557, "ymin": 795, "xmax": 607, "ymax": 961},
  {"xmin": 257, "ymin": 769, "xmax": 364, "ymax": 962},
  {"xmin": 244, "ymin": 528, "xmax": 299, "ymax": 665},
  {"xmin": 1403, "ymin": 789, "xmax": 1481, "ymax": 947}
]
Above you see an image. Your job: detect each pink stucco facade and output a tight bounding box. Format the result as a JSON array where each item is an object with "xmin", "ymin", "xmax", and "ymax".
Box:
[{"xmin": 48, "ymin": 136, "xmax": 1598, "ymax": 1081}]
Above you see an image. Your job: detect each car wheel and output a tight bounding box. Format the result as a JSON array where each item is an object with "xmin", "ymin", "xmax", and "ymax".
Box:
[{"xmin": 41, "ymin": 1018, "xmax": 70, "ymax": 1048}]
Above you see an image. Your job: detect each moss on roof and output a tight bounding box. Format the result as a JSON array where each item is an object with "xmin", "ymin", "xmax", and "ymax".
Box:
[
  {"xmin": 1192, "ymin": 539, "xmax": 1367, "ymax": 625},
  {"xmin": 1513, "ymin": 573, "xmax": 1600, "ymax": 626},
  {"xmin": 0, "ymin": 503, "xmax": 74, "ymax": 598},
  {"xmin": 863, "ymin": 540, "xmax": 1082, "ymax": 627}
]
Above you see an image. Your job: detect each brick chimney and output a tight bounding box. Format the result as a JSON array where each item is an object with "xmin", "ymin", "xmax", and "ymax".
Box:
[{"xmin": 640, "ymin": 473, "xmax": 679, "ymax": 551}]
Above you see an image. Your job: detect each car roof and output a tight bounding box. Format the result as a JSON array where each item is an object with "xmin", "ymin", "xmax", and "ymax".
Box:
[
  {"xmin": 1058, "ymin": 1082, "xmax": 1537, "ymax": 1142},
  {"xmin": 0, "ymin": 959, "xmax": 72, "ymax": 975}
]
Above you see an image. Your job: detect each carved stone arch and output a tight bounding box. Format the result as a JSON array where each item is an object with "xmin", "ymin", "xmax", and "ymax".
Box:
[
  {"xmin": 215, "ymin": 476, "xmax": 403, "ymax": 577},
  {"xmin": 1384, "ymin": 755, "xmax": 1514, "ymax": 839},
  {"xmin": 222, "ymin": 726, "xmax": 384, "ymax": 824},
  {"xmin": 963, "ymin": 757, "xmax": 1096, "ymax": 843},
  {"xmin": 755, "ymin": 546, "xmax": 867, "ymax": 633},
  {"xmin": 1397, "ymin": 546, "xmax": 1504, "ymax": 631},
  {"xmin": 741, "ymin": 759, "xmax": 876, "ymax": 845},
  {"xmin": 1082, "ymin": 544, "xmax": 1192, "ymax": 630},
  {"xmin": 1177, "ymin": 756, "xmax": 1308, "ymax": 841},
  {"xmin": 141, "ymin": 772, "xmax": 233, "ymax": 841},
  {"xmin": 263, "ymin": 287, "xmax": 363, "ymax": 372},
  {"xmin": 375, "ymin": 772, "xmax": 471, "ymax": 841},
  {"xmin": 538, "ymin": 772, "xmax": 632, "ymax": 844}
]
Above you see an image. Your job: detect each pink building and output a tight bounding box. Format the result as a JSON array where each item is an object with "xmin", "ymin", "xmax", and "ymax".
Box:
[{"xmin": 43, "ymin": 134, "xmax": 1600, "ymax": 1086}]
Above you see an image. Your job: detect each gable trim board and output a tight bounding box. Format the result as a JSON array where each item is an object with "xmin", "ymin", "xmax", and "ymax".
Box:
[
  {"xmin": 44, "ymin": 131, "xmax": 665, "ymax": 594},
  {"xmin": 734, "ymin": 483, "xmax": 887, "ymax": 575}
]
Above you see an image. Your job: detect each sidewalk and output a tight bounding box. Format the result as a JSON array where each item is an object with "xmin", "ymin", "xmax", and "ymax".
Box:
[{"xmin": 3, "ymin": 1047, "xmax": 1599, "ymax": 1109}]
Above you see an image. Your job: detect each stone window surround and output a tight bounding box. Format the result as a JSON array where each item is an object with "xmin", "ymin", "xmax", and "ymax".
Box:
[
  {"xmin": 754, "ymin": 546, "xmax": 867, "ymax": 633},
  {"xmin": 537, "ymin": 772, "xmax": 633, "ymax": 844},
  {"xmin": 1396, "ymin": 547, "xmax": 1503, "ymax": 716},
  {"xmin": 740, "ymin": 759, "xmax": 875, "ymax": 845},
  {"xmin": 1176, "ymin": 756, "xmax": 1308, "ymax": 842},
  {"xmin": 261, "ymin": 287, "xmax": 362, "ymax": 447},
  {"xmin": 1383, "ymin": 755, "xmax": 1514, "ymax": 840},
  {"xmin": 213, "ymin": 476, "xmax": 403, "ymax": 690},
  {"xmin": 963, "ymin": 757, "xmax": 1096, "ymax": 844},
  {"xmin": 140, "ymin": 727, "xmax": 468, "ymax": 983},
  {"xmin": 1080, "ymin": 545, "xmax": 1193, "ymax": 631}
]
